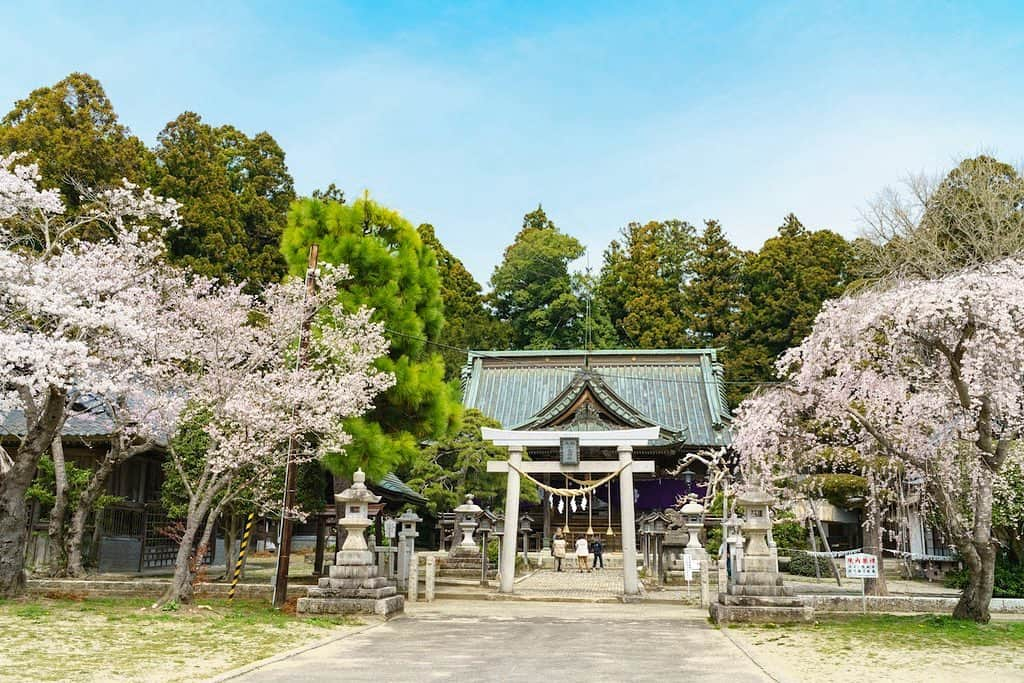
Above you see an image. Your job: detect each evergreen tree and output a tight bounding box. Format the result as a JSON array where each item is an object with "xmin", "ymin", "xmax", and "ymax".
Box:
[
  {"xmin": 281, "ymin": 195, "xmax": 458, "ymax": 479},
  {"xmin": 731, "ymin": 214, "xmax": 854, "ymax": 399},
  {"xmin": 686, "ymin": 220, "xmax": 745, "ymax": 348},
  {"xmin": 417, "ymin": 224, "xmax": 510, "ymax": 379},
  {"xmin": 489, "ymin": 205, "xmax": 592, "ymax": 349},
  {"xmin": 0, "ymin": 72, "xmax": 153, "ymax": 215},
  {"xmin": 597, "ymin": 219, "xmax": 695, "ymax": 347},
  {"xmin": 155, "ymin": 112, "xmax": 294, "ymax": 291}
]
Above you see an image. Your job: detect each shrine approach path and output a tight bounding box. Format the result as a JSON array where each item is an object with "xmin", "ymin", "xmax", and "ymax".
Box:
[{"xmin": 232, "ymin": 600, "xmax": 771, "ymax": 682}]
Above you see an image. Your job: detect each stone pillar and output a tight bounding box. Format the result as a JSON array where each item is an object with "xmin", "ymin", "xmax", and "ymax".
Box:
[
  {"xmin": 408, "ymin": 553, "xmax": 419, "ymax": 602},
  {"xmin": 699, "ymin": 561, "xmax": 710, "ymax": 607},
  {"xmin": 425, "ymin": 555, "xmax": 436, "ymax": 602},
  {"xmin": 499, "ymin": 446, "xmax": 523, "ymax": 593},
  {"xmin": 397, "ymin": 536, "xmax": 408, "ymax": 590},
  {"xmin": 618, "ymin": 445, "xmax": 639, "ymax": 596}
]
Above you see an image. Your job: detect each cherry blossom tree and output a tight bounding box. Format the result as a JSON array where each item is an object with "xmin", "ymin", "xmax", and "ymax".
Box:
[
  {"xmin": 152, "ymin": 266, "xmax": 393, "ymax": 605},
  {"xmin": 0, "ymin": 153, "xmax": 179, "ymax": 597},
  {"xmin": 733, "ymin": 258, "xmax": 1024, "ymax": 622}
]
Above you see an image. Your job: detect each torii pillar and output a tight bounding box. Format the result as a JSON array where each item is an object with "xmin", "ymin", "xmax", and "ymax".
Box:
[
  {"xmin": 483, "ymin": 427, "xmax": 656, "ymax": 596},
  {"xmin": 618, "ymin": 444, "xmax": 639, "ymax": 595},
  {"xmin": 500, "ymin": 445, "xmax": 523, "ymax": 594}
]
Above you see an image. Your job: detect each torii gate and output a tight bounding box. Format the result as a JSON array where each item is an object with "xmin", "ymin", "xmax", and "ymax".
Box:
[{"xmin": 483, "ymin": 426, "xmax": 658, "ymax": 595}]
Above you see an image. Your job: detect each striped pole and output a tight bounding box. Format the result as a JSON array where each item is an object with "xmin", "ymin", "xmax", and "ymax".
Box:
[{"xmin": 228, "ymin": 512, "xmax": 255, "ymax": 602}]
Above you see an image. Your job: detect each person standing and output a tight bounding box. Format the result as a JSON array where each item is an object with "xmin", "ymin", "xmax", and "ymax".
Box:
[
  {"xmin": 591, "ymin": 536, "xmax": 604, "ymax": 570},
  {"xmin": 552, "ymin": 533, "xmax": 567, "ymax": 572},
  {"xmin": 575, "ymin": 536, "xmax": 591, "ymax": 573}
]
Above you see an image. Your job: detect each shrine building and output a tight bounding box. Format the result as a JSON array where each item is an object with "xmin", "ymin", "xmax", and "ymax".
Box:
[{"xmin": 461, "ymin": 349, "xmax": 733, "ymax": 554}]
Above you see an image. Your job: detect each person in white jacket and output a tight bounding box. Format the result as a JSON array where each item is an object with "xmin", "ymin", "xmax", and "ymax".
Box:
[
  {"xmin": 575, "ymin": 536, "xmax": 591, "ymax": 573},
  {"xmin": 552, "ymin": 533, "xmax": 567, "ymax": 571}
]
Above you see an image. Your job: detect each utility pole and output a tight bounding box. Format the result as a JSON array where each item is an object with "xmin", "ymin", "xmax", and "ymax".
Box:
[{"xmin": 272, "ymin": 244, "xmax": 319, "ymax": 608}]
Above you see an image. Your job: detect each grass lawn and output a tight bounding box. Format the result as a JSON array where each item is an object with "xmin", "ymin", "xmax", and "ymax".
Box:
[
  {"xmin": 0, "ymin": 594, "xmax": 361, "ymax": 682},
  {"xmin": 728, "ymin": 614, "xmax": 1024, "ymax": 681}
]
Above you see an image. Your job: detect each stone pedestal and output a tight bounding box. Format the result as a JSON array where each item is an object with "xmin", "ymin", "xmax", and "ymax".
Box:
[
  {"xmin": 297, "ymin": 469, "xmax": 404, "ymax": 618},
  {"xmin": 709, "ymin": 490, "xmax": 812, "ymax": 624}
]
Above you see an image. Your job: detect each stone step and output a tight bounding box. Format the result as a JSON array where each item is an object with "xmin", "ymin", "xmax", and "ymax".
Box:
[
  {"xmin": 720, "ymin": 594, "xmax": 806, "ymax": 608},
  {"xmin": 709, "ymin": 602, "xmax": 814, "ymax": 624},
  {"xmin": 437, "ymin": 568, "xmax": 482, "ymax": 578},
  {"xmin": 725, "ymin": 584, "xmax": 794, "ymax": 597}
]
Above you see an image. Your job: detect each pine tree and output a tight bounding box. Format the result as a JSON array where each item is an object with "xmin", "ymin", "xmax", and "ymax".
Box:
[{"xmin": 282, "ymin": 194, "xmax": 458, "ymax": 478}]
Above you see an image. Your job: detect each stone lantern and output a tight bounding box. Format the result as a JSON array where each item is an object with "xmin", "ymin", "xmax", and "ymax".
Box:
[
  {"xmin": 396, "ymin": 510, "xmax": 422, "ymax": 590},
  {"xmin": 735, "ymin": 489, "xmax": 775, "ymax": 560},
  {"xmin": 639, "ymin": 513, "xmax": 654, "ymax": 572},
  {"xmin": 453, "ymin": 494, "xmax": 482, "ymax": 553},
  {"xmin": 680, "ymin": 499, "xmax": 704, "ymax": 550},
  {"xmin": 519, "ymin": 514, "xmax": 534, "ymax": 563},
  {"xmin": 649, "ymin": 511, "xmax": 670, "ymax": 583},
  {"xmin": 338, "ymin": 468, "xmax": 378, "ymax": 558},
  {"xmin": 492, "ymin": 513, "xmax": 505, "ymax": 579},
  {"xmin": 383, "ymin": 515, "xmax": 398, "ymax": 543},
  {"xmin": 297, "ymin": 469, "xmax": 404, "ymax": 618},
  {"xmin": 709, "ymin": 487, "xmax": 811, "ymax": 624},
  {"xmin": 477, "ymin": 510, "xmax": 497, "ymax": 586}
]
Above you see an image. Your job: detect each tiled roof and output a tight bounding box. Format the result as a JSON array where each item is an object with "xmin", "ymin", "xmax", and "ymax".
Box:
[
  {"xmin": 372, "ymin": 472, "xmax": 428, "ymax": 505},
  {"xmin": 1, "ymin": 395, "xmax": 115, "ymax": 439},
  {"xmin": 461, "ymin": 349, "xmax": 732, "ymax": 447}
]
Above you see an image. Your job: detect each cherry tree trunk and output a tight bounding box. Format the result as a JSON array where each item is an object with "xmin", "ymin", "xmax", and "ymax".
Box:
[
  {"xmin": 0, "ymin": 389, "xmax": 66, "ymax": 597},
  {"xmin": 0, "ymin": 458, "xmax": 36, "ymax": 597},
  {"xmin": 950, "ymin": 470, "xmax": 997, "ymax": 623},
  {"xmin": 161, "ymin": 515, "xmax": 202, "ymax": 605},
  {"xmin": 159, "ymin": 493, "xmax": 217, "ymax": 606},
  {"xmin": 953, "ymin": 542, "xmax": 996, "ymax": 623},
  {"xmin": 47, "ymin": 437, "xmax": 68, "ymax": 577},
  {"xmin": 65, "ymin": 455, "xmax": 118, "ymax": 577},
  {"xmin": 863, "ymin": 494, "xmax": 888, "ymax": 596}
]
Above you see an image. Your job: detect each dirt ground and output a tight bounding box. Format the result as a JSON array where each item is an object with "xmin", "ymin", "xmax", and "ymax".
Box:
[
  {"xmin": 0, "ymin": 596, "xmax": 360, "ymax": 683},
  {"xmin": 725, "ymin": 615, "xmax": 1024, "ymax": 682}
]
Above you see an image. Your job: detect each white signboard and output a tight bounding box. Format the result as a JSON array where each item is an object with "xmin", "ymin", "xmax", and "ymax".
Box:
[
  {"xmin": 683, "ymin": 555, "xmax": 699, "ymax": 581},
  {"xmin": 845, "ymin": 553, "xmax": 878, "ymax": 578}
]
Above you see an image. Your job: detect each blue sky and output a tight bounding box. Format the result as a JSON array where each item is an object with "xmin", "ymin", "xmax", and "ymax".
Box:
[{"xmin": 2, "ymin": 2, "xmax": 1022, "ymax": 283}]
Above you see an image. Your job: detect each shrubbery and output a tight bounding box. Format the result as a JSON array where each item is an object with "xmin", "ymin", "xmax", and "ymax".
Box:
[
  {"xmin": 787, "ymin": 551, "xmax": 834, "ymax": 577},
  {"xmin": 772, "ymin": 521, "xmax": 809, "ymax": 553},
  {"xmin": 944, "ymin": 553, "xmax": 1024, "ymax": 598}
]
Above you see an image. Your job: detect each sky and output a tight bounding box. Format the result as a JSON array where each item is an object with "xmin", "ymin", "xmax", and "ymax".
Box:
[{"xmin": 2, "ymin": 1, "xmax": 1022, "ymax": 283}]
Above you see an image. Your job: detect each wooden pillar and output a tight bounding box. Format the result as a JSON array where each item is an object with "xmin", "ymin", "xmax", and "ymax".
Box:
[
  {"xmin": 499, "ymin": 446, "xmax": 523, "ymax": 593},
  {"xmin": 619, "ymin": 445, "xmax": 639, "ymax": 595}
]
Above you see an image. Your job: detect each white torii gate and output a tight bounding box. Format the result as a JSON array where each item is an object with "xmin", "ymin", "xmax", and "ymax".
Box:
[{"xmin": 483, "ymin": 426, "xmax": 658, "ymax": 595}]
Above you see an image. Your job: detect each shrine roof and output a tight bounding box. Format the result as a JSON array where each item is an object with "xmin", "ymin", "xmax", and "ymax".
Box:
[
  {"xmin": 461, "ymin": 349, "xmax": 732, "ymax": 447},
  {"xmin": 369, "ymin": 472, "xmax": 428, "ymax": 505}
]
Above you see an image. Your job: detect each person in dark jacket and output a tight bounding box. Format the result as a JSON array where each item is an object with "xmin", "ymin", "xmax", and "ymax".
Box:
[{"xmin": 590, "ymin": 537, "xmax": 604, "ymax": 570}]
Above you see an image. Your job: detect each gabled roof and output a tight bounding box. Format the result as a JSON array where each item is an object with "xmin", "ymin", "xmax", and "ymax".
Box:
[{"xmin": 461, "ymin": 349, "xmax": 732, "ymax": 448}]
